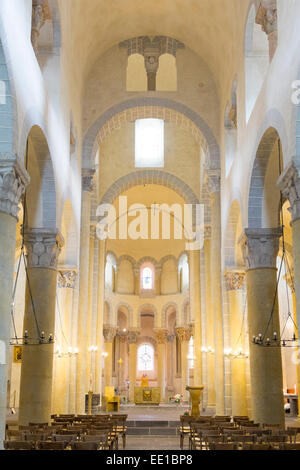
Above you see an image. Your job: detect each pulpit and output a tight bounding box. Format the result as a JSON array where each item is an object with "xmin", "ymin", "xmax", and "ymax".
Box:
[{"xmin": 186, "ymin": 386, "xmax": 204, "ymax": 417}]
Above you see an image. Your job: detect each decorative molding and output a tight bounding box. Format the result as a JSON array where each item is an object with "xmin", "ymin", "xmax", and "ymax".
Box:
[
  {"xmin": 255, "ymin": 0, "xmax": 278, "ymax": 60},
  {"xmin": 153, "ymin": 328, "xmax": 168, "ymax": 344},
  {"xmin": 277, "ymin": 156, "xmax": 300, "ymax": 223},
  {"xmin": 0, "ymin": 153, "xmax": 30, "ymax": 219},
  {"xmin": 119, "ymin": 36, "xmax": 184, "ymax": 58},
  {"xmin": 127, "ymin": 328, "xmax": 141, "ymax": 344},
  {"xmin": 239, "ymin": 228, "xmax": 282, "ymax": 270},
  {"xmin": 103, "ymin": 325, "xmax": 117, "ymax": 343},
  {"xmin": 224, "ymin": 270, "xmax": 246, "ymax": 290},
  {"xmin": 205, "ymin": 169, "xmax": 221, "ymax": 193},
  {"xmin": 24, "ymin": 228, "xmax": 64, "ymax": 270},
  {"xmin": 82, "ymin": 168, "xmax": 95, "ymax": 192},
  {"xmin": 175, "ymin": 326, "xmax": 192, "ymax": 343},
  {"xmin": 31, "ymin": 1, "xmax": 51, "ymax": 55},
  {"xmin": 58, "ymin": 269, "xmax": 78, "ymax": 289}
]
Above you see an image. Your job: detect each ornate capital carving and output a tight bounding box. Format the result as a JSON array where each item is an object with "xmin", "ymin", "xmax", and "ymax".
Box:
[
  {"xmin": 175, "ymin": 326, "xmax": 192, "ymax": 343},
  {"xmin": 239, "ymin": 228, "xmax": 282, "ymax": 270},
  {"xmin": 31, "ymin": 1, "xmax": 51, "ymax": 54},
  {"xmin": 0, "ymin": 153, "xmax": 30, "ymax": 219},
  {"xmin": 153, "ymin": 328, "xmax": 168, "ymax": 344},
  {"xmin": 256, "ymin": 0, "xmax": 277, "ymax": 59},
  {"xmin": 224, "ymin": 270, "xmax": 245, "ymax": 290},
  {"xmin": 277, "ymin": 156, "xmax": 300, "ymax": 224},
  {"xmin": 24, "ymin": 229, "xmax": 64, "ymax": 269},
  {"xmin": 204, "ymin": 225, "xmax": 212, "ymax": 239},
  {"xmin": 206, "ymin": 169, "xmax": 221, "ymax": 194},
  {"xmin": 166, "ymin": 334, "xmax": 175, "ymax": 343},
  {"xmin": 58, "ymin": 269, "xmax": 78, "ymax": 288},
  {"xmin": 127, "ymin": 328, "xmax": 141, "ymax": 344},
  {"xmin": 82, "ymin": 169, "xmax": 95, "ymax": 192},
  {"xmin": 103, "ymin": 325, "xmax": 117, "ymax": 343},
  {"xmin": 144, "ymin": 49, "xmax": 160, "ymax": 74}
]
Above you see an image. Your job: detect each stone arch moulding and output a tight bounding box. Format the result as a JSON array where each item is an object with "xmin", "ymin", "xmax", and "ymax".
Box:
[
  {"xmin": 82, "ymin": 97, "xmax": 220, "ymax": 170},
  {"xmin": 116, "ymin": 302, "xmax": 133, "ymax": 328},
  {"xmin": 246, "ymin": 109, "xmax": 288, "ymax": 228},
  {"xmin": 138, "ymin": 303, "xmax": 158, "ymax": 329},
  {"xmin": 162, "ymin": 302, "xmax": 179, "ymax": 328},
  {"xmin": 137, "ymin": 256, "xmax": 159, "ymax": 270},
  {"xmin": 159, "ymin": 254, "xmax": 178, "ymax": 268},
  {"xmin": 99, "ymin": 169, "xmax": 200, "ymax": 208},
  {"xmin": 117, "ymin": 254, "xmax": 137, "ymax": 270}
]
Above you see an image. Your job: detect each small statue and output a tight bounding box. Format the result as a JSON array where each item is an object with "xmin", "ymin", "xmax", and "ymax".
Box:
[{"xmin": 141, "ymin": 374, "xmax": 149, "ymax": 387}]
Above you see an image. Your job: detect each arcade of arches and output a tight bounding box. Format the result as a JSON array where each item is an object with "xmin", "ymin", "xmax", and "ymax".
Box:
[{"xmin": 0, "ymin": 0, "xmax": 300, "ymax": 448}]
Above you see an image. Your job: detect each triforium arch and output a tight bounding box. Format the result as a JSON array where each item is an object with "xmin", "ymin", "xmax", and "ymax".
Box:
[
  {"xmin": 115, "ymin": 302, "xmax": 133, "ymax": 328},
  {"xmin": 161, "ymin": 302, "xmax": 179, "ymax": 328},
  {"xmin": 138, "ymin": 304, "xmax": 158, "ymax": 329},
  {"xmin": 82, "ymin": 97, "xmax": 220, "ymax": 170}
]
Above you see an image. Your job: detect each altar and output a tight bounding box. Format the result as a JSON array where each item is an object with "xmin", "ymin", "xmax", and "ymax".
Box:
[{"xmin": 134, "ymin": 387, "xmax": 161, "ymax": 405}]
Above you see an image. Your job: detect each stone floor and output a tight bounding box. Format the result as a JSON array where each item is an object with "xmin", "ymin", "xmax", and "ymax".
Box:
[{"xmin": 125, "ymin": 436, "xmax": 184, "ymax": 450}]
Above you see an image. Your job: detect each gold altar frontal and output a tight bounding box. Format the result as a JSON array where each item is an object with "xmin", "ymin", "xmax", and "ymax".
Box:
[{"xmin": 134, "ymin": 387, "xmax": 161, "ymax": 405}]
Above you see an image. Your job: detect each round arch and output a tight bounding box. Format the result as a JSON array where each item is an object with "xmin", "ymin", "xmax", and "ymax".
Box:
[
  {"xmin": 138, "ymin": 304, "xmax": 158, "ymax": 329},
  {"xmin": 82, "ymin": 98, "xmax": 220, "ymax": 170},
  {"xmin": 162, "ymin": 302, "xmax": 179, "ymax": 328}
]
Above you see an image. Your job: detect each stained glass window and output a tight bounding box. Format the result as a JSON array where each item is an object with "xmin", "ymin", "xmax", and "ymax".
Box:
[
  {"xmin": 138, "ymin": 343, "xmax": 154, "ymax": 371},
  {"xmin": 142, "ymin": 267, "xmax": 153, "ymax": 290}
]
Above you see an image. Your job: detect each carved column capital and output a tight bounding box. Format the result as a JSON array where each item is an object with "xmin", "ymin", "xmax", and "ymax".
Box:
[
  {"xmin": 24, "ymin": 228, "xmax": 64, "ymax": 270},
  {"xmin": 103, "ymin": 325, "xmax": 117, "ymax": 343},
  {"xmin": 58, "ymin": 268, "xmax": 78, "ymax": 288},
  {"xmin": 127, "ymin": 328, "xmax": 141, "ymax": 344},
  {"xmin": 205, "ymin": 169, "xmax": 221, "ymax": 194},
  {"xmin": 239, "ymin": 228, "xmax": 282, "ymax": 270},
  {"xmin": 82, "ymin": 169, "xmax": 95, "ymax": 192},
  {"xmin": 31, "ymin": 1, "xmax": 51, "ymax": 54},
  {"xmin": 0, "ymin": 153, "xmax": 30, "ymax": 219},
  {"xmin": 277, "ymin": 156, "xmax": 300, "ymax": 224},
  {"xmin": 204, "ymin": 225, "xmax": 212, "ymax": 239},
  {"xmin": 153, "ymin": 328, "xmax": 168, "ymax": 344},
  {"xmin": 144, "ymin": 48, "xmax": 160, "ymax": 74},
  {"xmin": 175, "ymin": 326, "xmax": 192, "ymax": 343},
  {"xmin": 224, "ymin": 270, "xmax": 246, "ymax": 290},
  {"xmin": 256, "ymin": 0, "xmax": 278, "ymax": 59}
]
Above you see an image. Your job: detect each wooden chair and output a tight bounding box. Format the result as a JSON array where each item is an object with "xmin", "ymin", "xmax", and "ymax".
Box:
[
  {"xmin": 24, "ymin": 433, "xmax": 49, "ymax": 442},
  {"xmin": 37, "ymin": 441, "xmax": 68, "ymax": 450},
  {"xmin": 71, "ymin": 441, "xmax": 99, "ymax": 450},
  {"xmin": 214, "ymin": 416, "xmax": 231, "ymax": 422},
  {"xmin": 52, "ymin": 434, "xmax": 78, "ymax": 444},
  {"xmin": 4, "ymin": 440, "xmax": 34, "ymax": 450},
  {"xmin": 279, "ymin": 443, "xmax": 300, "ymax": 450},
  {"xmin": 6, "ymin": 430, "xmax": 24, "ymax": 441},
  {"xmin": 208, "ymin": 443, "xmax": 237, "ymax": 450},
  {"xmin": 201, "ymin": 431, "xmax": 223, "ymax": 450},
  {"xmin": 83, "ymin": 434, "xmax": 109, "ymax": 450},
  {"xmin": 111, "ymin": 414, "xmax": 127, "ymax": 449},
  {"xmin": 242, "ymin": 444, "xmax": 273, "ymax": 451},
  {"xmin": 230, "ymin": 434, "xmax": 256, "ymax": 447},
  {"xmin": 278, "ymin": 429, "xmax": 297, "ymax": 443},
  {"xmin": 179, "ymin": 416, "xmax": 194, "ymax": 450},
  {"xmin": 29, "ymin": 422, "xmax": 49, "ymax": 429}
]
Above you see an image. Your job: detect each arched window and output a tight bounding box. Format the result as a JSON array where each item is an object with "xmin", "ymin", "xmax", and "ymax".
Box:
[
  {"xmin": 135, "ymin": 119, "xmax": 164, "ymax": 168},
  {"xmin": 142, "ymin": 267, "xmax": 153, "ymax": 290},
  {"xmin": 138, "ymin": 343, "xmax": 154, "ymax": 371},
  {"xmin": 156, "ymin": 53, "xmax": 177, "ymax": 91},
  {"xmin": 126, "ymin": 54, "xmax": 147, "ymax": 91}
]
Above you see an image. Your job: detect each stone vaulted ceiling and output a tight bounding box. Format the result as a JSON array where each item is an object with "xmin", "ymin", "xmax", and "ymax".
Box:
[{"xmin": 59, "ymin": 0, "xmax": 251, "ymax": 97}]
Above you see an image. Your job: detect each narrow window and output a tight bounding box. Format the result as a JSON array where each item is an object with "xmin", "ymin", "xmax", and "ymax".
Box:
[{"xmin": 135, "ymin": 119, "xmax": 164, "ymax": 167}]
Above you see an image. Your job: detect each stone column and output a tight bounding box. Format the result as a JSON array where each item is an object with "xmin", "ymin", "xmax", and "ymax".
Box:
[
  {"xmin": 95, "ymin": 240, "xmax": 105, "ymax": 397},
  {"xmin": 133, "ymin": 266, "xmax": 140, "ymax": 295},
  {"xmin": 278, "ymin": 158, "xmax": 300, "ymax": 415},
  {"xmin": 176, "ymin": 327, "xmax": 192, "ymax": 401},
  {"xmin": 127, "ymin": 329, "xmax": 140, "ymax": 403},
  {"xmin": 19, "ymin": 229, "xmax": 63, "ymax": 425},
  {"xmin": 255, "ymin": 0, "xmax": 278, "ymax": 60},
  {"xmin": 224, "ymin": 270, "xmax": 248, "ymax": 417},
  {"xmin": 155, "ymin": 265, "xmax": 162, "ymax": 296},
  {"xmin": 189, "ymin": 250, "xmax": 202, "ymax": 386},
  {"xmin": 103, "ymin": 326, "xmax": 117, "ymax": 390},
  {"xmin": 154, "ymin": 329, "xmax": 168, "ymax": 402},
  {"xmin": 0, "ymin": 154, "xmax": 29, "ymax": 446},
  {"xmin": 207, "ymin": 169, "xmax": 225, "ymax": 415},
  {"xmin": 203, "ymin": 227, "xmax": 216, "ymax": 409},
  {"xmin": 86, "ymin": 225, "xmax": 95, "ymax": 392},
  {"xmin": 76, "ymin": 169, "xmax": 95, "ymax": 413},
  {"xmin": 240, "ymin": 228, "xmax": 284, "ymax": 425},
  {"xmin": 52, "ymin": 269, "xmax": 77, "ymax": 415},
  {"xmin": 144, "ymin": 49, "xmax": 159, "ymax": 91}
]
